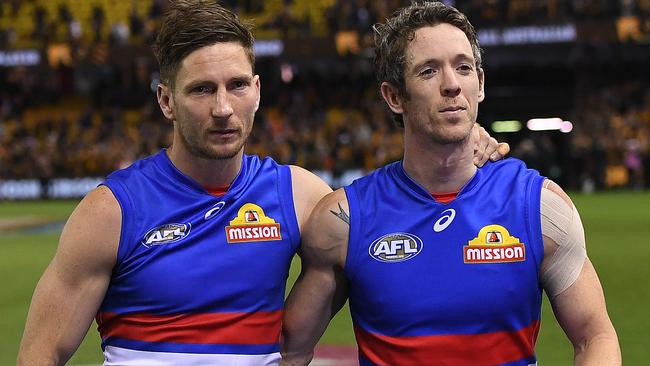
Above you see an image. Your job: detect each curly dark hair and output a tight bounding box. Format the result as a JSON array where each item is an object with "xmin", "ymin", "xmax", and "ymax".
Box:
[{"xmin": 373, "ymin": 1, "xmax": 482, "ymax": 126}]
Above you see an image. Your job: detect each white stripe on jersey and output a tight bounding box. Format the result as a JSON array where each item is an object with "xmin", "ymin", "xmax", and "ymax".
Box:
[{"xmin": 103, "ymin": 346, "xmax": 281, "ymax": 366}]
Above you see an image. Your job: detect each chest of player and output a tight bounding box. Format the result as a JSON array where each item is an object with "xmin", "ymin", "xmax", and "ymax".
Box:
[
  {"xmin": 346, "ymin": 195, "xmax": 544, "ymax": 334},
  {"xmin": 104, "ymin": 195, "xmax": 297, "ymax": 313}
]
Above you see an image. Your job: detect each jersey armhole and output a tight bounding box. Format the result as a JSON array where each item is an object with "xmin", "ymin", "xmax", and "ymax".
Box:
[
  {"xmin": 100, "ymin": 180, "xmax": 135, "ymax": 267},
  {"xmin": 278, "ymin": 165, "xmax": 302, "ymax": 252},
  {"xmin": 343, "ymin": 185, "xmax": 361, "ymax": 282},
  {"xmin": 525, "ymin": 174, "xmax": 546, "ymax": 278}
]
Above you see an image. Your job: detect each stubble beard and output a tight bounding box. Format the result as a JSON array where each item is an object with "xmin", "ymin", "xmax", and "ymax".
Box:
[
  {"xmin": 178, "ymin": 122, "xmax": 246, "ymax": 161},
  {"xmin": 419, "ymin": 111, "xmax": 475, "ymax": 145},
  {"xmin": 430, "ymin": 123, "xmax": 473, "ymax": 145}
]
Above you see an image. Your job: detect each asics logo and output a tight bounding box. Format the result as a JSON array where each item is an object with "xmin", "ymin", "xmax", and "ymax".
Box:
[
  {"xmin": 433, "ymin": 209, "xmax": 456, "ymax": 232},
  {"xmin": 204, "ymin": 201, "xmax": 226, "ymax": 221}
]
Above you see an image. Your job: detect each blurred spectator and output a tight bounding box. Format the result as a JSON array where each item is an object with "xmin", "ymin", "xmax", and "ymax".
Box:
[
  {"xmin": 31, "ymin": 5, "xmax": 47, "ymax": 41},
  {"xmin": 91, "ymin": 5, "xmax": 105, "ymax": 42},
  {"xmin": 264, "ymin": 1, "xmax": 303, "ymax": 39},
  {"xmin": 0, "ymin": 0, "xmax": 648, "ymax": 192},
  {"xmin": 241, "ymin": 0, "xmax": 265, "ymax": 14},
  {"xmin": 129, "ymin": 4, "xmax": 144, "ymax": 40}
]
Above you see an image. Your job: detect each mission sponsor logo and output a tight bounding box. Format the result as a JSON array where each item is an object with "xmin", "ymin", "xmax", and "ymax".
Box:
[
  {"xmin": 225, "ymin": 203, "xmax": 282, "ymax": 243},
  {"xmin": 463, "ymin": 224, "xmax": 525, "ymax": 263},
  {"xmin": 142, "ymin": 223, "xmax": 191, "ymax": 248},
  {"xmin": 369, "ymin": 232, "xmax": 423, "ymax": 263}
]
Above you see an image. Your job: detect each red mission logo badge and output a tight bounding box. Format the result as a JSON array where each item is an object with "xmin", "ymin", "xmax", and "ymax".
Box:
[
  {"xmin": 225, "ymin": 203, "xmax": 282, "ymax": 243},
  {"xmin": 464, "ymin": 224, "xmax": 525, "ymax": 264}
]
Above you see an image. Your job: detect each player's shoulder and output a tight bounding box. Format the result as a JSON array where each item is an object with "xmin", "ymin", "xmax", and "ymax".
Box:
[
  {"xmin": 314, "ymin": 188, "xmax": 349, "ymax": 212},
  {"xmin": 541, "ymin": 179, "xmax": 574, "ymax": 208},
  {"xmin": 485, "ymin": 157, "xmax": 528, "ymax": 170},
  {"xmin": 301, "ymin": 188, "xmax": 349, "ymax": 266},
  {"xmin": 289, "ymin": 164, "xmax": 320, "ymax": 179},
  {"xmin": 288, "ymin": 165, "xmax": 333, "ymax": 232},
  {"xmin": 58, "ymin": 185, "xmax": 121, "ymax": 264},
  {"xmin": 307, "ymin": 188, "xmax": 349, "ymax": 237},
  {"xmin": 481, "ymin": 157, "xmax": 545, "ymax": 182},
  {"xmin": 76, "ymin": 185, "xmax": 122, "ymax": 224},
  {"xmin": 289, "ymin": 165, "xmax": 332, "ymax": 194}
]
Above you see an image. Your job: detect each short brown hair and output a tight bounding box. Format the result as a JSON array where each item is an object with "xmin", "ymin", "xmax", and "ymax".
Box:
[
  {"xmin": 373, "ymin": 1, "xmax": 482, "ymax": 126},
  {"xmin": 153, "ymin": 0, "xmax": 255, "ymax": 88}
]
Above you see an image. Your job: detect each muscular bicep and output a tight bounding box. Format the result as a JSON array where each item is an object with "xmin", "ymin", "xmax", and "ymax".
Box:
[
  {"xmin": 18, "ymin": 186, "xmax": 120, "ymax": 365},
  {"xmin": 540, "ymin": 180, "xmax": 620, "ymax": 362},
  {"xmin": 282, "ymin": 189, "xmax": 350, "ymax": 364},
  {"xmin": 549, "ymin": 259, "xmax": 608, "ymax": 342},
  {"xmin": 296, "ymin": 188, "xmax": 350, "ymax": 306},
  {"xmin": 55, "ymin": 186, "xmax": 120, "ymax": 279},
  {"xmin": 549, "ymin": 259, "xmax": 620, "ymax": 363},
  {"xmin": 540, "ymin": 179, "xmax": 587, "ymax": 298},
  {"xmin": 302, "ymin": 189, "xmax": 349, "ymax": 255}
]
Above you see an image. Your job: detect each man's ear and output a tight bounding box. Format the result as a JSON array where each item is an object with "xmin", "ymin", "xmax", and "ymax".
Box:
[
  {"xmin": 253, "ymin": 74, "xmax": 261, "ymax": 111},
  {"xmin": 157, "ymin": 83, "xmax": 175, "ymax": 120},
  {"xmin": 380, "ymin": 82, "xmax": 405, "ymax": 115},
  {"xmin": 478, "ymin": 68, "xmax": 485, "ymax": 103}
]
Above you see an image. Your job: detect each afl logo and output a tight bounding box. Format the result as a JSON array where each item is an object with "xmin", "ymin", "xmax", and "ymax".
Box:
[
  {"xmin": 142, "ymin": 223, "xmax": 191, "ymax": 247},
  {"xmin": 369, "ymin": 232, "xmax": 423, "ymax": 263}
]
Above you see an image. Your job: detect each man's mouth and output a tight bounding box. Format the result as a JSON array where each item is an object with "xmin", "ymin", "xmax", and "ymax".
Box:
[
  {"xmin": 439, "ymin": 106, "xmax": 466, "ymax": 113},
  {"xmin": 209, "ymin": 129, "xmax": 238, "ymax": 137}
]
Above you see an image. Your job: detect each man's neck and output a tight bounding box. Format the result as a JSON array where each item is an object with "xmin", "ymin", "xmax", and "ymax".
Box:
[
  {"xmin": 166, "ymin": 145, "xmax": 243, "ymax": 188},
  {"xmin": 402, "ymin": 134, "xmax": 477, "ymax": 194}
]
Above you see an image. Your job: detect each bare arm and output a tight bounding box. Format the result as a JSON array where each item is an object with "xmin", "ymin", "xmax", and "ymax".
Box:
[
  {"xmin": 281, "ymin": 189, "xmax": 350, "ymax": 366},
  {"xmin": 17, "ymin": 186, "xmax": 120, "ymax": 365},
  {"xmin": 472, "ymin": 123, "xmax": 510, "ymax": 166},
  {"xmin": 289, "ymin": 165, "xmax": 333, "ymax": 233},
  {"xmin": 541, "ymin": 180, "xmax": 621, "ymax": 365}
]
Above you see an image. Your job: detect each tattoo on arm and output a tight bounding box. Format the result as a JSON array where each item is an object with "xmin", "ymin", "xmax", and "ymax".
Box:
[{"xmin": 329, "ymin": 202, "xmax": 350, "ymax": 226}]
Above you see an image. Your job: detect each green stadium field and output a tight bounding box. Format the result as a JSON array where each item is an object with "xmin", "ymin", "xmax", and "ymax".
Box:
[{"xmin": 2, "ymin": 191, "xmax": 648, "ymax": 365}]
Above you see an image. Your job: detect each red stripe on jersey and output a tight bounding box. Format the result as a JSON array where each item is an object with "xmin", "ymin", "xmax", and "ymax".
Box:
[
  {"xmin": 355, "ymin": 320, "xmax": 540, "ymax": 365},
  {"xmin": 97, "ymin": 310, "xmax": 282, "ymax": 344}
]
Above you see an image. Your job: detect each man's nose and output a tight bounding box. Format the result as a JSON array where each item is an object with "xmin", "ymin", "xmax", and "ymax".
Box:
[
  {"xmin": 440, "ymin": 67, "xmax": 461, "ymax": 97},
  {"xmin": 211, "ymin": 89, "xmax": 234, "ymax": 118}
]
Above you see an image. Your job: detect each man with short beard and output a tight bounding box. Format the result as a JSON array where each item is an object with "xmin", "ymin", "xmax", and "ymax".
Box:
[{"xmin": 281, "ymin": 2, "xmax": 620, "ymax": 365}]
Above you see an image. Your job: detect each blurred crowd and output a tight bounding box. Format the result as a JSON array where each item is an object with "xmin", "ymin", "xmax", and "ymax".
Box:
[{"xmin": 1, "ymin": 0, "xmax": 649, "ymax": 190}]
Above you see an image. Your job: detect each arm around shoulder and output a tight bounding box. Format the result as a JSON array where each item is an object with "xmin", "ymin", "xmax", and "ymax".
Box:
[
  {"xmin": 281, "ymin": 188, "xmax": 350, "ymax": 366},
  {"xmin": 17, "ymin": 186, "xmax": 121, "ymax": 366},
  {"xmin": 540, "ymin": 180, "xmax": 621, "ymax": 365}
]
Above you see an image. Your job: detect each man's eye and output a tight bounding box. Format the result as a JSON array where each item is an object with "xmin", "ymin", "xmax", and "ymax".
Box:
[
  {"xmin": 419, "ymin": 68, "xmax": 434, "ymax": 76},
  {"xmin": 192, "ymin": 86, "xmax": 212, "ymax": 94},
  {"xmin": 458, "ymin": 64, "xmax": 473, "ymax": 72},
  {"xmin": 232, "ymin": 80, "xmax": 248, "ymax": 89}
]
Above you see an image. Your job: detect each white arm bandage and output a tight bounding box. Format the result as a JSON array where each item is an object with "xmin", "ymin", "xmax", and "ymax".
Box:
[{"xmin": 539, "ymin": 187, "xmax": 587, "ymax": 298}]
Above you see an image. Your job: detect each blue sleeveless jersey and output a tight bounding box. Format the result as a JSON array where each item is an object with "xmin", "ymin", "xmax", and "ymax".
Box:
[
  {"xmin": 97, "ymin": 150, "xmax": 300, "ymax": 365},
  {"xmin": 344, "ymin": 158, "xmax": 545, "ymax": 366}
]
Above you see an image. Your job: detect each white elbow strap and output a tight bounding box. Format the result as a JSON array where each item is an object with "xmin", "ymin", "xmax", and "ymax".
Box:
[{"xmin": 539, "ymin": 188, "xmax": 587, "ymax": 298}]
